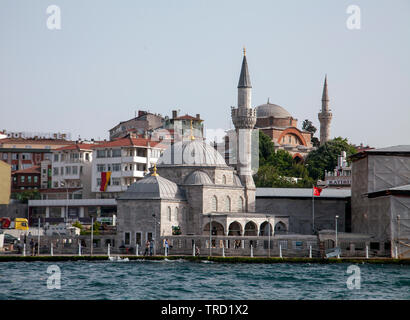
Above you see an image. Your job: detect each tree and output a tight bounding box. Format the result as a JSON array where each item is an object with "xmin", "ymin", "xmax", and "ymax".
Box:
[
  {"xmin": 302, "ymin": 119, "xmax": 317, "ymax": 134},
  {"xmin": 13, "ymin": 190, "xmax": 41, "ymax": 203},
  {"xmin": 302, "ymin": 119, "xmax": 320, "ymax": 147},
  {"xmin": 258, "ymin": 131, "xmax": 275, "ymax": 166},
  {"xmin": 304, "ymin": 137, "xmax": 357, "ymax": 181},
  {"xmin": 254, "ymin": 131, "xmax": 315, "ymax": 187}
]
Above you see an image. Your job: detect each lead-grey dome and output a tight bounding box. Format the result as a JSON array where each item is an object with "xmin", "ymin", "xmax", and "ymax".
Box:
[
  {"xmin": 119, "ymin": 175, "xmax": 185, "ymax": 200},
  {"xmin": 157, "ymin": 140, "xmax": 227, "ymax": 167},
  {"xmin": 256, "ymin": 103, "xmax": 292, "ymax": 118},
  {"xmin": 184, "ymin": 170, "xmax": 213, "ymax": 185}
]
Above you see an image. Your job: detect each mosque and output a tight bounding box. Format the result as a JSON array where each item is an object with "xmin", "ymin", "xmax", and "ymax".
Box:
[{"xmin": 115, "ymin": 50, "xmax": 334, "ymax": 253}]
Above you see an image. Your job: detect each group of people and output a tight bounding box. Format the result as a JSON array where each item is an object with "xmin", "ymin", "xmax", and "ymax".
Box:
[{"xmin": 143, "ymin": 239, "xmax": 175, "ymax": 256}]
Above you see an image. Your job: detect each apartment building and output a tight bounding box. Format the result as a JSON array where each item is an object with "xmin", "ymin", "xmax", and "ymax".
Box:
[
  {"xmin": 51, "ymin": 143, "xmax": 94, "ymax": 198},
  {"xmin": 92, "ymin": 136, "xmax": 166, "ymax": 198}
]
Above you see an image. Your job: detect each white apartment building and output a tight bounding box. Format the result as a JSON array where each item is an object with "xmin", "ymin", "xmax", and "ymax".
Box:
[
  {"xmin": 324, "ymin": 151, "xmax": 352, "ymax": 188},
  {"xmin": 91, "ymin": 136, "xmax": 166, "ymax": 198},
  {"xmin": 51, "ymin": 144, "xmax": 94, "ymax": 197}
]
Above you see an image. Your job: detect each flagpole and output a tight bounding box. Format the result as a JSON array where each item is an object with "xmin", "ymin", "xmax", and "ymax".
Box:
[{"xmin": 312, "ymin": 185, "xmax": 315, "ymax": 234}]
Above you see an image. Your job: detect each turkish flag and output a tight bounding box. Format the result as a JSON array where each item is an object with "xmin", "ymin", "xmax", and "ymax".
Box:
[{"xmin": 313, "ymin": 187, "xmax": 322, "ymax": 196}]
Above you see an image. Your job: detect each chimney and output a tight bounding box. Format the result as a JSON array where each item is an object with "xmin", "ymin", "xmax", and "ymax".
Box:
[
  {"xmin": 172, "ymin": 110, "xmax": 178, "ymax": 119},
  {"xmin": 138, "ymin": 110, "xmax": 147, "ymax": 117},
  {"xmin": 196, "ymin": 114, "xmax": 200, "ymax": 119}
]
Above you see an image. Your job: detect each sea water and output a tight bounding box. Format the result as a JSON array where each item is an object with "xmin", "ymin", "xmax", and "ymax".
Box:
[{"xmin": 0, "ymin": 260, "xmax": 409, "ymax": 300}]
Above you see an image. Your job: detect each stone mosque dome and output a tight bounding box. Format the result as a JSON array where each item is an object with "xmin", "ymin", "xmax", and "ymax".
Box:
[
  {"xmin": 184, "ymin": 170, "xmax": 213, "ymax": 185},
  {"xmin": 157, "ymin": 140, "xmax": 228, "ymax": 167},
  {"xmin": 256, "ymin": 102, "xmax": 292, "ymax": 119},
  {"xmin": 119, "ymin": 175, "xmax": 185, "ymax": 200}
]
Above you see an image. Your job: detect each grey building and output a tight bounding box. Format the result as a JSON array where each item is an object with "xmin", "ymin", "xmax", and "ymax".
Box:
[{"xmin": 351, "ymin": 145, "xmax": 410, "ymax": 258}]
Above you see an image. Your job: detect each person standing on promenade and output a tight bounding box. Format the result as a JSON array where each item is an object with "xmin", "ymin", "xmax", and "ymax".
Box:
[
  {"xmin": 30, "ymin": 238, "xmax": 34, "ymax": 256},
  {"xmin": 149, "ymin": 240, "xmax": 154, "ymax": 256},
  {"xmin": 144, "ymin": 240, "xmax": 150, "ymax": 256},
  {"xmin": 164, "ymin": 239, "xmax": 169, "ymax": 256}
]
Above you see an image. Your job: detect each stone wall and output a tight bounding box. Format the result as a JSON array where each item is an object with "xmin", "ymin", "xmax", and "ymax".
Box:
[{"xmin": 256, "ymin": 197, "xmax": 348, "ymax": 234}]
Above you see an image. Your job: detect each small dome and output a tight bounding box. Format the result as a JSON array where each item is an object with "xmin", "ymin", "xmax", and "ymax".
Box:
[
  {"xmin": 157, "ymin": 140, "xmax": 227, "ymax": 167},
  {"xmin": 256, "ymin": 103, "xmax": 292, "ymax": 119},
  {"xmin": 119, "ymin": 175, "xmax": 185, "ymax": 200},
  {"xmin": 184, "ymin": 170, "xmax": 213, "ymax": 185}
]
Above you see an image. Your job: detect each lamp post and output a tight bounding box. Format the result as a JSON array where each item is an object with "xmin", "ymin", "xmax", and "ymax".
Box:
[
  {"xmin": 152, "ymin": 213, "xmax": 157, "ymax": 256},
  {"xmin": 266, "ymin": 215, "xmax": 271, "ymax": 258},
  {"xmin": 397, "ymin": 215, "xmax": 401, "ymax": 258},
  {"xmin": 60, "ymin": 181, "xmax": 68, "ymax": 224},
  {"xmin": 335, "ymin": 215, "xmax": 339, "ymax": 258},
  {"xmin": 208, "ymin": 214, "xmax": 212, "ymax": 257}
]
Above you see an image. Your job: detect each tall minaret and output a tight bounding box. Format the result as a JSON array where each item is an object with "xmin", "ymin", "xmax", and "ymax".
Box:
[
  {"xmin": 231, "ymin": 48, "xmax": 257, "ymax": 212},
  {"xmin": 318, "ymin": 75, "xmax": 332, "ymax": 145}
]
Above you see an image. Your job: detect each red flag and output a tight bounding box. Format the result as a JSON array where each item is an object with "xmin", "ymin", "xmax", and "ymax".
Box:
[
  {"xmin": 100, "ymin": 171, "xmax": 111, "ymax": 192},
  {"xmin": 313, "ymin": 187, "xmax": 322, "ymax": 196}
]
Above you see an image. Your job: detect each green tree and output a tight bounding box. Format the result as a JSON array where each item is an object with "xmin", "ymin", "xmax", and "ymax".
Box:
[
  {"xmin": 13, "ymin": 190, "xmax": 40, "ymax": 203},
  {"xmin": 258, "ymin": 131, "xmax": 275, "ymax": 166},
  {"xmin": 305, "ymin": 137, "xmax": 357, "ymax": 180},
  {"xmin": 302, "ymin": 119, "xmax": 320, "ymax": 147}
]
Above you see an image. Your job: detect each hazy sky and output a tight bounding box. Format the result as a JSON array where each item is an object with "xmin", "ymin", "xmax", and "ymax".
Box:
[{"xmin": 1, "ymin": 0, "xmax": 409, "ymax": 147}]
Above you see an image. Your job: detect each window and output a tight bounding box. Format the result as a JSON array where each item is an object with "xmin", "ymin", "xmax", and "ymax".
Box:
[
  {"xmin": 175, "ymin": 207, "xmax": 179, "ymax": 219},
  {"xmin": 72, "ymin": 166, "xmax": 78, "ymax": 174},
  {"xmin": 97, "ymin": 164, "xmax": 105, "ymax": 172},
  {"xmin": 124, "ymin": 232, "xmax": 130, "ymax": 246},
  {"xmin": 97, "ymin": 179, "xmax": 101, "ymax": 186},
  {"xmin": 112, "ymin": 163, "xmax": 121, "ymax": 171},
  {"xmin": 34, "ymin": 176, "xmax": 38, "ymax": 183},
  {"xmin": 2, "ymin": 154, "xmax": 7, "ymax": 160},
  {"xmin": 136, "ymin": 232, "xmax": 142, "ymax": 247},
  {"xmin": 112, "ymin": 149, "xmax": 121, "ymax": 157},
  {"xmin": 279, "ymin": 240, "xmax": 288, "ymax": 249},
  {"xmin": 53, "ymin": 168, "xmax": 59, "ymax": 176},
  {"xmin": 28, "ymin": 176, "xmax": 32, "ymax": 183},
  {"xmin": 85, "ymin": 153, "xmax": 90, "ymax": 161},
  {"xmin": 96, "ymin": 150, "xmax": 106, "ymax": 158},
  {"xmin": 168, "ymin": 207, "xmax": 172, "ymax": 221},
  {"xmin": 370, "ymin": 242, "xmax": 380, "ymax": 250},
  {"xmin": 54, "ymin": 154, "xmax": 59, "ymax": 162},
  {"xmin": 12, "ymin": 153, "xmax": 18, "ymax": 160},
  {"xmin": 22, "ymin": 153, "xmax": 31, "ymax": 160},
  {"xmin": 212, "ymin": 196, "xmax": 218, "ymax": 212},
  {"xmin": 225, "ymin": 196, "xmax": 231, "ymax": 212},
  {"xmin": 65, "ymin": 166, "xmax": 71, "ymax": 175},
  {"xmin": 60, "ymin": 167, "xmax": 64, "ymax": 175},
  {"xmin": 222, "ymin": 175, "xmax": 227, "ymax": 184},
  {"xmin": 112, "ymin": 178, "xmax": 120, "ymax": 186}
]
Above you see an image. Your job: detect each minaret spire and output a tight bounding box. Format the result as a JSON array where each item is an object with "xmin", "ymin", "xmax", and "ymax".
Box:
[
  {"xmin": 318, "ymin": 74, "xmax": 332, "ymax": 145},
  {"xmin": 237, "ymin": 49, "xmax": 252, "ymax": 89},
  {"xmin": 231, "ymin": 49, "xmax": 257, "ymax": 212},
  {"xmin": 322, "ymin": 75, "xmax": 329, "ymax": 105}
]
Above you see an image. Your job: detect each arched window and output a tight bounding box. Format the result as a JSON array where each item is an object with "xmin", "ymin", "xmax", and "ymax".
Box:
[
  {"xmin": 168, "ymin": 207, "xmax": 172, "ymax": 221},
  {"xmin": 222, "ymin": 175, "xmax": 227, "ymax": 185},
  {"xmin": 211, "ymin": 196, "xmax": 218, "ymax": 212},
  {"xmin": 225, "ymin": 196, "xmax": 231, "ymax": 212},
  {"xmin": 238, "ymin": 197, "xmax": 244, "ymax": 212}
]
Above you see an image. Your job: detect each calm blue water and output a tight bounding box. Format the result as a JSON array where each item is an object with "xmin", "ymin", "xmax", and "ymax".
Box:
[{"xmin": 0, "ymin": 260, "xmax": 409, "ymax": 300}]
